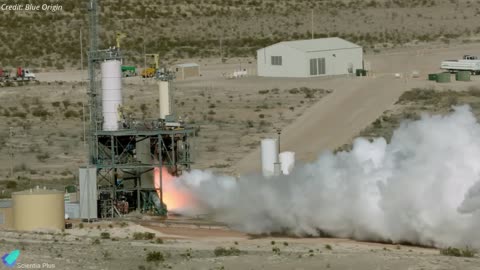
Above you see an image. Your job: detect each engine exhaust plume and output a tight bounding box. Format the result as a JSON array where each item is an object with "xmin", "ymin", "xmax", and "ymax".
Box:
[{"xmin": 172, "ymin": 106, "xmax": 480, "ymax": 248}]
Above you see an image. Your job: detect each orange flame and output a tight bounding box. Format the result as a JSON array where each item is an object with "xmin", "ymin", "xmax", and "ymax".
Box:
[{"xmin": 153, "ymin": 167, "xmax": 192, "ymax": 211}]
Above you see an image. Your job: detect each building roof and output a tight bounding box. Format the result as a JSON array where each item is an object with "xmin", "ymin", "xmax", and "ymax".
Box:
[
  {"xmin": 264, "ymin": 37, "xmax": 360, "ymax": 53},
  {"xmin": 176, "ymin": 63, "xmax": 199, "ymax": 68}
]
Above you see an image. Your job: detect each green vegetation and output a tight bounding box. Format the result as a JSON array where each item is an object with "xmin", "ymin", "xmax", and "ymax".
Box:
[
  {"xmin": 146, "ymin": 251, "xmax": 164, "ymax": 262},
  {"xmin": 213, "ymin": 246, "xmax": 241, "ymax": 257},
  {"xmin": 100, "ymin": 232, "xmax": 110, "ymax": 239},
  {"xmin": 0, "ymin": 0, "xmax": 470, "ymax": 68},
  {"xmin": 440, "ymin": 247, "xmax": 476, "ymax": 257},
  {"xmin": 133, "ymin": 232, "xmax": 156, "ymax": 240}
]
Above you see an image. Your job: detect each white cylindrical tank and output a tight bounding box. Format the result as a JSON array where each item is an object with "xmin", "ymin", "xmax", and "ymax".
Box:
[
  {"xmin": 261, "ymin": 138, "xmax": 278, "ymax": 177},
  {"xmin": 12, "ymin": 187, "xmax": 64, "ymax": 231},
  {"xmin": 159, "ymin": 81, "xmax": 171, "ymax": 119},
  {"xmin": 101, "ymin": 60, "xmax": 123, "ymax": 131},
  {"xmin": 279, "ymin": 151, "xmax": 295, "ymax": 175}
]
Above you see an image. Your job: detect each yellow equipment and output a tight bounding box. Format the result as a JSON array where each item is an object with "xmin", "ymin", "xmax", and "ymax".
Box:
[
  {"xmin": 141, "ymin": 54, "xmax": 160, "ymax": 78},
  {"xmin": 141, "ymin": 67, "xmax": 156, "ymax": 78},
  {"xmin": 116, "ymin": 33, "xmax": 127, "ymax": 48}
]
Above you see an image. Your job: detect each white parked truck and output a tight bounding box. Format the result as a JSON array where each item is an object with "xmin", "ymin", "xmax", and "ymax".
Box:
[{"xmin": 441, "ymin": 55, "xmax": 480, "ymax": 74}]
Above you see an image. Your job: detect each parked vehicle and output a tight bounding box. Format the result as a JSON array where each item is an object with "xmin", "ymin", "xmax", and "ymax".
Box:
[{"xmin": 15, "ymin": 67, "xmax": 36, "ymax": 80}]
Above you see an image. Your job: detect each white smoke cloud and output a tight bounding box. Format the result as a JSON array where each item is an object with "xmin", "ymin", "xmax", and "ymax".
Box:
[{"xmin": 175, "ymin": 105, "xmax": 480, "ymax": 248}]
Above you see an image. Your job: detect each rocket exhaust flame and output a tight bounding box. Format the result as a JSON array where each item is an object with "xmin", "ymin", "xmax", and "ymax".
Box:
[
  {"xmin": 154, "ymin": 167, "xmax": 194, "ymax": 212},
  {"xmin": 171, "ymin": 106, "xmax": 480, "ymax": 248}
]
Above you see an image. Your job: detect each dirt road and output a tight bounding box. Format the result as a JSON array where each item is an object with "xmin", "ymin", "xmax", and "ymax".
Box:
[{"xmin": 235, "ymin": 74, "xmax": 425, "ymax": 173}]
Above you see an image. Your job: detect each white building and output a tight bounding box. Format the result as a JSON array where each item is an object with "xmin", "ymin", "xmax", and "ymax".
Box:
[{"xmin": 257, "ymin": 37, "xmax": 363, "ymax": 78}]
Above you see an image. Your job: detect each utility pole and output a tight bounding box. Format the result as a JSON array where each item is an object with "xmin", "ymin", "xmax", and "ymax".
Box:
[
  {"xmin": 9, "ymin": 127, "xmax": 13, "ymax": 178},
  {"xmin": 311, "ymin": 10, "xmax": 314, "ymax": 39},
  {"xmin": 219, "ymin": 35, "xmax": 223, "ymax": 61},
  {"xmin": 143, "ymin": 19, "xmax": 146, "ymax": 81},
  {"xmin": 80, "ymin": 27, "xmax": 83, "ymax": 73},
  {"xmin": 273, "ymin": 129, "xmax": 282, "ymax": 176},
  {"xmin": 87, "ymin": 0, "xmax": 99, "ymax": 165}
]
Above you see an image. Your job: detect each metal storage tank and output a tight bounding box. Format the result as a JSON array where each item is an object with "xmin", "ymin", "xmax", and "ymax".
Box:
[
  {"xmin": 159, "ymin": 81, "xmax": 171, "ymax": 119},
  {"xmin": 436, "ymin": 73, "xmax": 451, "ymax": 83},
  {"xmin": 456, "ymin": 71, "xmax": 471, "ymax": 81},
  {"xmin": 65, "ymin": 202, "xmax": 80, "ymax": 219},
  {"xmin": 101, "ymin": 60, "xmax": 123, "ymax": 131},
  {"xmin": 12, "ymin": 187, "xmax": 64, "ymax": 231},
  {"xmin": 279, "ymin": 151, "xmax": 295, "ymax": 175},
  {"xmin": 0, "ymin": 200, "xmax": 13, "ymax": 229},
  {"xmin": 261, "ymin": 138, "xmax": 278, "ymax": 177}
]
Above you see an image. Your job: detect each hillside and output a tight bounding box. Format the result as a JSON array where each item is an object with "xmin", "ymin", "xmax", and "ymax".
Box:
[{"xmin": 1, "ymin": 0, "xmax": 480, "ymax": 69}]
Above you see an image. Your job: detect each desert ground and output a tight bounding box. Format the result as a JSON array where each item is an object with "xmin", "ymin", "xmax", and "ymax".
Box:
[
  {"xmin": 2, "ymin": 42, "xmax": 478, "ymax": 182},
  {"xmin": 2, "ymin": 42, "xmax": 480, "ymax": 269},
  {"xmin": 0, "ymin": 218, "xmax": 478, "ymax": 270}
]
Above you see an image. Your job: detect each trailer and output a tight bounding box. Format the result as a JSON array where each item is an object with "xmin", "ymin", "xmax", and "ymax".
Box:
[
  {"xmin": 441, "ymin": 55, "xmax": 480, "ymax": 74},
  {"xmin": 121, "ymin": 65, "xmax": 136, "ymax": 77}
]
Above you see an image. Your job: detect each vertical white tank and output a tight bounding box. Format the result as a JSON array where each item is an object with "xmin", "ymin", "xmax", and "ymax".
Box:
[
  {"xmin": 279, "ymin": 151, "xmax": 295, "ymax": 175},
  {"xmin": 159, "ymin": 81, "xmax": 171, "ymax": 119},
  {"xmin": 261, "ymin": 138, "xmax": 278, "ymax": 177},
  {"xmin": 101, "ymin": 60, "xmax": 122, "ymax": 131}
]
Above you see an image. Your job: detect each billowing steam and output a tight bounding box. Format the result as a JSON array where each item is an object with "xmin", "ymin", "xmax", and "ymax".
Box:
[{"xmin": 172, "ymin": 105, "xmax": 480, "ymax": 248}]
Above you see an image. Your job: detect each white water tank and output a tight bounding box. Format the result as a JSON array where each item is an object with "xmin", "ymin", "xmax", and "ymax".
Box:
[
  {"xmin": 261, "ymin": 138, "xmax": 278, "ymax": 177},
  {"xmin": 279, "ymin": 151, "xmax": 295, "ymax": 175},
  {"xmin": 159, "ymin": 81, "xmax": 171, "ymax": 119},
  {"xmin": 101, "ymin": 60, "xmax": 123, "ymax": 131}
]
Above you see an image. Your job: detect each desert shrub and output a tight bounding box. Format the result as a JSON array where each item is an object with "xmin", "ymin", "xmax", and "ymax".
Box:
[
  {"xmin": 272, "ymin": 247, "xmax": 281, "ymax": 254},
  {"xmin": 214, "ymin": 246, "xmax": 241, "ymax": 257},
  {"xmin": 397, "ymin": 88, "xmax": 437, "ymax": 103},
  {"xmin": 144, "ymin": 232, "xmax": 155, "ymax": 240},
  {"xmin": 12, "ymin": 112, "xmax": 27, "ymax": 118},
  {"xmin": 92, "ymin": 239, "xmax": 100, "ymax": 245},
  {"xmin": 13, "ymin": 163, "xmax": 28, "ymax": 172},
  {"xmin": 467, "ymin": 86, "xmax": 480, "ymax": 97},
  {"xmin": 31, "ymin": 107, "xmax": 50, "ymax": 117},
  {"xmin": 133, "ymin": 232, "xmax": 144, "ymax": 240},
  {"xmin": 100, "ymin": 232, "xmax": 110, "ymax": 239},
  {"xmin": 64, "ymin": 110, "xmax": 79, "ymax": 118},
  {"xmin": 36, "ymin": 152, "xmax": 50, "ymax": 162},
  {"xmin": 325, "ymin": 244, "xmax": 332, "ymax": 250},
  {"xmin": 440, "ymin": 247, "xmax": 476, "ymax": 257},
  {"xmin": 5, "ymin": 181, "xmax": 17, "ymax": 189},
  {"xmin": 258, "ymin": 89, "xmax": 269, "ymax": 94},
  {"xmin": 102, "ymin": 251, "xmax": 112, "ymax": 260},
  {"xmin": 133, "ymin": 232, "xmax": 156, "ymax": 240},
  {"xmin": 62, "ymin": 100, "xmax": 71, "ymax": 108},
  {"xmin": 146, "ymin": 251, "xmax": 164, "ymax": 262},
  {"xmin": 206, "ymin": 146, "xmax": 217, "ymax": 152},
  {"xmin": 289, "ymin": 88, "xmax": 300, "ymax": 94}
]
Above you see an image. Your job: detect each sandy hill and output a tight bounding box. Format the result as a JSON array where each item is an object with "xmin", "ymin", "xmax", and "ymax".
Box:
[{"xmin": 1, "ymin": 0, "xmax": 479, "ymax": 70}]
